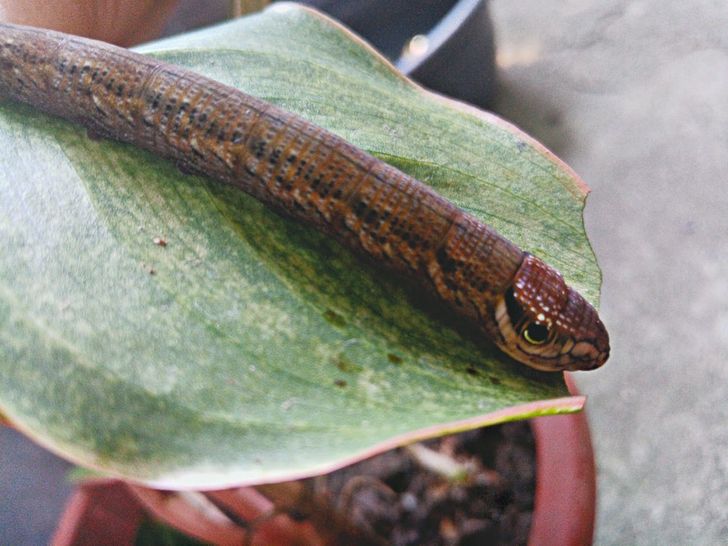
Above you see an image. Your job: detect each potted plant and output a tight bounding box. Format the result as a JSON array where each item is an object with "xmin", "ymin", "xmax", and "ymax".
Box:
[
  {"xmin": 48, "ymin": 385, "xmax": 594, "ymax": 545},
  {"xmin": 1, "ymin": 4, "xmax": 601, "ymax": 545}
]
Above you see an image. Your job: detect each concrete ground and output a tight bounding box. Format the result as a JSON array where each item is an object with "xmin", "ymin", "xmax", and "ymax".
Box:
[
  {"xmin": 490, "ymin": 0, "xmax": 728, "ymax": 543},
  {"xmin": 0, "ymin": 428, "xmax": 74, "ymax": 544},
  {"xmin": 2, "ymin": 1, "xmax": 727, "ymax": 544}
]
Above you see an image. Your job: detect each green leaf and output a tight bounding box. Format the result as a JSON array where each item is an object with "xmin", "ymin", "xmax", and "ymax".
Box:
[{"xmin": 0, "ymin": 5, "xmax": 598, "ymax": 489}]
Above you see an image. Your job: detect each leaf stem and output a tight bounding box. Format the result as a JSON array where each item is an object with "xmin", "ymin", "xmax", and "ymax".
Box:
[{"xmin": 405, "ymin": 443, "xmax": 475, "ymax": 484}]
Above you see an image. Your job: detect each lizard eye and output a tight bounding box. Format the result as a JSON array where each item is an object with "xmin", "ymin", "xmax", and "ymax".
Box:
[{"xmin": 523, "ymin": 322, "xmax": 549, "ymax": 345}]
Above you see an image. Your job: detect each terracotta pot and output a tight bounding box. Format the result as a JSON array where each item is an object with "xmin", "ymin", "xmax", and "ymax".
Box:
[
  {"xmin": 0, "ymin": 0, "xmax": 177, "ymax": 45},
  {"xmin": 50, "ymin": 377, "xmax": 596, "ymax": 545},
  {"xmin": 528, "ymin": 375, "xmax": 596, "ymax": 546},
  {"xmin": 51, "ymin": 480, "xmax": 145, "ymax": 546}
]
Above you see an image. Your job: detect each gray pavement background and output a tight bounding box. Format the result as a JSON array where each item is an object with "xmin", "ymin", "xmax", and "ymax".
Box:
[
  {"xmin": 490, "ymin": 0, "xmax": 728, "ymax": 544},
  {"xmin": 2, "ymin": 1, "xmax": 727, "ymax": 544},
  {"xmin": 0, "ymin": 428, "xmax": 74, "ymax": 544}
]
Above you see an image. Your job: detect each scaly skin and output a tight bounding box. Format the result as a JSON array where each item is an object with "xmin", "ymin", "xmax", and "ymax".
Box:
[{"xmin": 0, "ymin": 23, "xmax": 609, "ymax": 371}]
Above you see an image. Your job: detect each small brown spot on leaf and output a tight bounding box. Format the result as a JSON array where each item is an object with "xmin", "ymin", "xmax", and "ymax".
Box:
[
  {"xmin": 153, "ymin": 236, "xmax": 167, "ymax": 247},
  {"xmin": 335, "ymin": 355, "xmax": 363, "ymax": 373},
  {"xmin": 323, "ymin": 309, "xmax": 346, "ymax": 328},
  {"xmin": 466, "ymin": 366, "xmax": 479, "ymax": 376},
  {"xmin": 334, "ymin": 379, "xmax": 347, "ymax": 388},
  {"xmin": 387, "ymin": 353, "xmax": 403, "ymax": 364}
]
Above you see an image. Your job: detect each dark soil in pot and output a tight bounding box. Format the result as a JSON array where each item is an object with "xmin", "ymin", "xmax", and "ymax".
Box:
[{"xmin": 310, "ymin": 421, "xmax": 535, "ymax": 546}]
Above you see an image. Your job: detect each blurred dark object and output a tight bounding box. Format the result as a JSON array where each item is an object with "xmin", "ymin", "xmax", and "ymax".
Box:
[
  {"xmin": 300, "ymin": 0, "xmax": 496, "ymax": 107},
  {"xmin": 165, "ymin": 0, "xmax": 496, "ymax": 108}
]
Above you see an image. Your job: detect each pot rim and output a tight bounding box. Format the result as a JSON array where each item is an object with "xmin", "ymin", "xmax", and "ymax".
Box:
[{"xmin": 528, "ymin": 373, "xmax": 596, "ymax": 546}]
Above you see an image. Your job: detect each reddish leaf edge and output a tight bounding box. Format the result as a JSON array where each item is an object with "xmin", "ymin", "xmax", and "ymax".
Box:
[{"xmin": 1, "ymin": 392, "xmax": 584, "ymax": 491}]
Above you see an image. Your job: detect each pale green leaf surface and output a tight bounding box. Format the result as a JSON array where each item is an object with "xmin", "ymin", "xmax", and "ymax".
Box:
[{"xmin": 0, "ymin": 5, "xmax": 599, "ymax": 488}]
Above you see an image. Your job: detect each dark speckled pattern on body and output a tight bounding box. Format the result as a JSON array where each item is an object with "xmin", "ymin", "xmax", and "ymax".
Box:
[{"xmin": 0, "ymin": 22, "xmax": 609, "ymax": 371}]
